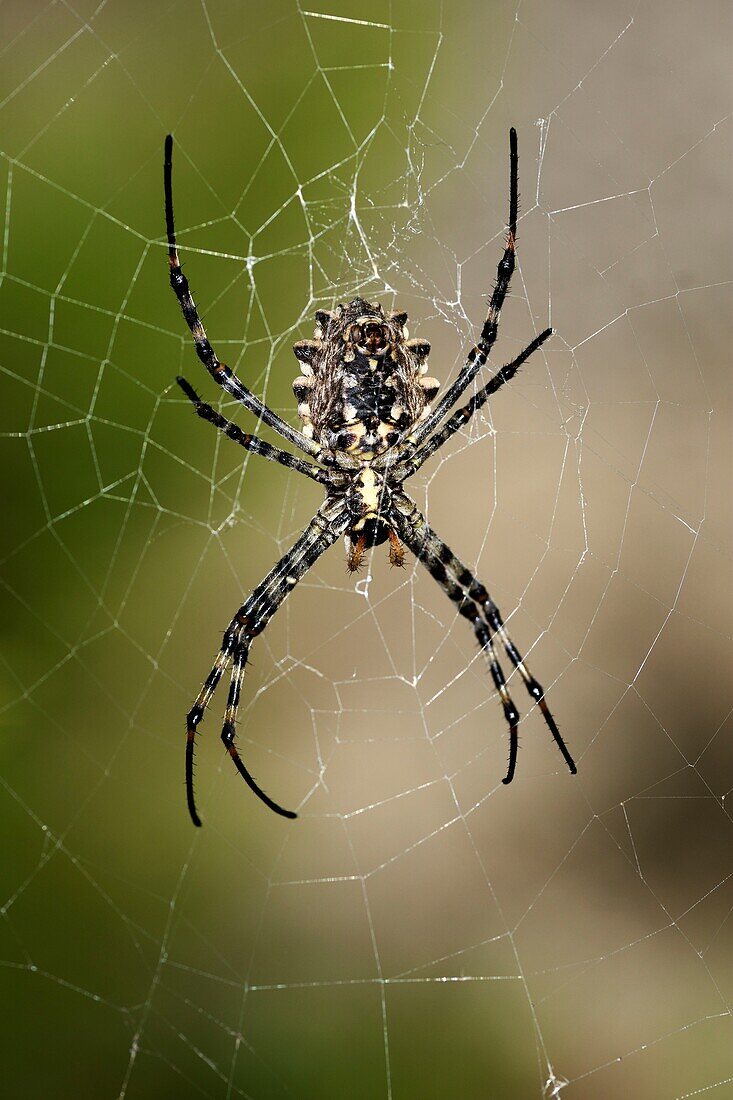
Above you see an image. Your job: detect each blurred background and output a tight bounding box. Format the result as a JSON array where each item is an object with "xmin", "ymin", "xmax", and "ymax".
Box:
[{"xmin": 1, "ymin": 1, "xmax": 731, "ymax": 1097}]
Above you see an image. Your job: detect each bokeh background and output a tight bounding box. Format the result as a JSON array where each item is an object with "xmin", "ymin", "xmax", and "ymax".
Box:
[{"xmin": 1, "ymin": 1, "xmax": 731, "ymax": 1097}]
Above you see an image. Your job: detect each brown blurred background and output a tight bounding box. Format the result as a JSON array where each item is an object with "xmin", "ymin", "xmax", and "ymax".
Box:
[{"xmin": 1, "ymin": 1, "xmax": 731, "ymax": 1097}]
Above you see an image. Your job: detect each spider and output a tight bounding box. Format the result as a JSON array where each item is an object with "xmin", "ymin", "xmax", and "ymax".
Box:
[{"xmin": 164, "ymin": 129, "xmax": 576, "ymax": 827}]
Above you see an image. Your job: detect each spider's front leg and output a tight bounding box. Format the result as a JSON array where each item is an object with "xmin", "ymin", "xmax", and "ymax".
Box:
[
  {"xmin": 184, "ymin": 499, "xmax": 349, "ymax": 826},
  {"xmin": 390, "ymin": 496, "xmax": 576, "ymax": 783}
]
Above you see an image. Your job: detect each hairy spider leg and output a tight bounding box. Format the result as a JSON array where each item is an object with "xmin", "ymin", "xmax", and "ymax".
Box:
[
  {"xmin": 400, "ymin": 328, "xmax": 553, "ymax": 479},
  {"xmin": 219, "ymin": 641, "xmax": 298, "ymax": 819},
  {"xmin": 392, "ymin": 500, "xmax": 576, "ymax": 783},
  {"xmin": 432, "ymin": 538, "xmax": 575, "ymax": 780},
  {"xmin": 164, "ymin": 135, "xmax": 323, "ymax": 461},
  {"xmin": 185, "ymin": 646, "xmax": 234, "ymax": 827},
  {"xmin": 394, "ymin": 127, "xmax": 520, "ymax": 459},
  {"xmin": 176, "ymin": 376, "xmax": 326, "ymax": 483},
  {"xmin": 472, "ymin": 589, "xmax": 576, "ymax": 778},
  {"xmin": 391, "ymin": 506, "xmax": 520, "ymax": 780},
  {"xmin": 184, "ymin": 501, "xmax": 350, "ymax": 826}
]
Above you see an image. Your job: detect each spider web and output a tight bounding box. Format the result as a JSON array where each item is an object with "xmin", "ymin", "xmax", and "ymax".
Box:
[{"xmin": 1, "ymin": 1, "xmax": 731, "ymax": 1096}]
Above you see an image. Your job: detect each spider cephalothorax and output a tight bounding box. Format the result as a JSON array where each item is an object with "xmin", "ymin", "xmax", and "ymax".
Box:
[
  {"xmin": 292, "ymin": 298, "xmax": 437, "ymax": 458},
  {"xmin": 164, "ymin": 129, "xmax": 577, "ymax": 827},
  {"xmin": 339, "ymin": 465, "xmax": 404, "ymax": 573}
]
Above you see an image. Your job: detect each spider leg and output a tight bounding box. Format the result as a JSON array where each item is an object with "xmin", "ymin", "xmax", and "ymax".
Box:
[
  {"xmin": 220, "ymin": 641, "xmax": 297, "ymax": 818},
  {"xmin": 394, "ymin": 128, "xmax": 520, "ymax": 457},
  {"xmin": 471, "ymin": 584, "xmax": 575, "ymax": 772},
  {"xmin": 393, "ymin": 511, "xmax": 521, "ymax": 781},
  {"xmin": 186, "ymin": 644, "xmax": 234, "ymax": 826},
  {"xmin": 164, "ymin": 135, "xmax": 323, "ymax": 462},
  {"xmin": 184, "ymin": 499, "xmax": 350, "ymax": 826},
  {"xmin": 399, "ymin": 328, "xmax": 552, "ymax": 479},
  {"xmin": 176, "ymin": 376, "xmax": 326, "ymax": 484},
  {"xmin": 391, "ymin": 496, "xmax": 576, "ymax": 782}
]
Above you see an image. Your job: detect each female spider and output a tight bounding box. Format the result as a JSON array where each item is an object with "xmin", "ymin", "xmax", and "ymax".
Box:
[{"xmin": 164, "ymin": 129, "xmax": 576, "ymax": 827}]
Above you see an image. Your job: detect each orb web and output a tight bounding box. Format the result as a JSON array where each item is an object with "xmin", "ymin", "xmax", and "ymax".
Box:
[{"xmin": 1, "ymin": 1, "xmax": 731, "ymax": 1097}]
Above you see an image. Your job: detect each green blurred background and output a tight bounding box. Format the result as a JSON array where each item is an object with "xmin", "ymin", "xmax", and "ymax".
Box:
[{"xmin": 1, "ymin": 1, "xmax": 731, "ymax": 1097}]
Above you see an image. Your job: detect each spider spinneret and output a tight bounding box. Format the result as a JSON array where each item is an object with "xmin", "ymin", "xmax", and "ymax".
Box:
[{"xmin": 163, "ymin": 128, "xmax": 577, "ymax": 828}]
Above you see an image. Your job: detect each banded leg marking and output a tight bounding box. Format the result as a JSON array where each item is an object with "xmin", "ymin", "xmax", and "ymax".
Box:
[
  {"xmin": 470, "ymin": 585, "xmax": 577, "ymax": 776},
  {"xmin": 396, "ymin": 128, "xmax": 519, "ymax": 456},
  {"xmin": 176, "ymin": 376, "xmax": 326, "ymax": 483},
  {"xmin": 399, "ymin": 521, "xmax": 522, "ymax": 782},
  {"xmin": 186, "ymin": 640, "xmax": 235, "ymax": 827},
  {"xmin": 164, "ymin": 135, "xmax": 319, "ymax": 459},
  {"xmin": 392, "ymin": 499, "xmax": 575, "ymax": 782},
  {"xmin": 183, "ymin": 501, "xmax": 350, "ymax": 826},
  {"xmin": 220, "ymin": 643, "xmax": 297, "ymax": 819},
  {"xmin": 434, "ymin": 533, "xmax": 575, "ymax": 778},
  {"xmin": 475, "ymin": 621, "xmax": 520, "ymax": 783},
  {"xmin": 400, "ymin": 328, "xmax": 553, "ymax": 479}
]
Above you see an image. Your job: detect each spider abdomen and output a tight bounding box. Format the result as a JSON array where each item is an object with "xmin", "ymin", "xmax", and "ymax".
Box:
[{"xmin": 292, "ymin": 298, "xmax": 436, "ymax": 457}]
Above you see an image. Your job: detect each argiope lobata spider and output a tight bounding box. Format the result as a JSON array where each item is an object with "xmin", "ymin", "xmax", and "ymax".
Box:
[{"xmin": 164, "ymin": 129, "xmax": 576, "ymax": 827}]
